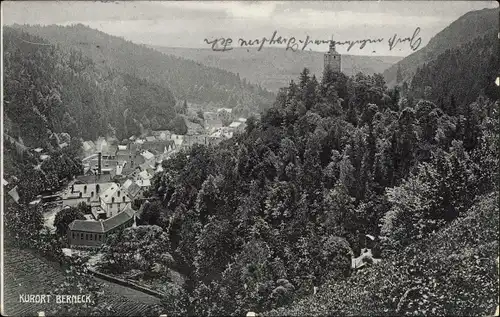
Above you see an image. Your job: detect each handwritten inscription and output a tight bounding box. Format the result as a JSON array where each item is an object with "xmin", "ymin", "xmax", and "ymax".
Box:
[
  {"xmin": 204, "ymin": 28, "xmax": 422, "ymax": 52},
  {"xmin": 388, "ymin": 27, "xmax": 421, "ymax": 51}
]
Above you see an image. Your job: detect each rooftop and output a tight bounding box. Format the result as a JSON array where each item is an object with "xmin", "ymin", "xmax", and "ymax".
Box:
[
  {"xmin": 100, "ymin": 183, "xmax": 131, "ymax": 204},
  {"xmin": 68, "ymin": 219, "xmax": 104, "ymax": 233},
  {"xmin": 75, "ymin": 174, "xmax": 113, "ymax": 184},
  {"xmin": 141, "ymin": 150, "xmax": 155, "ymax": 161},
  {"xmin": 126, "ymin": 182, "xmax": 142, "ymax": 198},
  {"xmin": 122, "ymin": 179, "xmax": 134, "ymax": 190},
  {"xmin": 136, "ymin": 179, "xmax": 151, "ymax": 188},
  {"xmin": 138, "ymin": 170, "xmax": 153, "ymax": 180},
  {"xmin": 102, "ymin": 208, "xmax": 135, "ymax": 232},
  {"xmin": 62, "ymin": 182, "xmax": 114, "ymax": 200},
  {"xmin": 69, "ymin": 207, "xmax": 135, "ymax": 233}
]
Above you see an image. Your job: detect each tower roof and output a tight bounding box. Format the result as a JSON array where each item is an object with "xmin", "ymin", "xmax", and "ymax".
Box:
[{"xmin": 329, "ymin": 40, "xmax": 339, "ymax": 54}]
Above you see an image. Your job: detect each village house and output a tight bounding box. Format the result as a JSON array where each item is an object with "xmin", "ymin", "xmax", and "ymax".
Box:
[
  {"xmin": 140, "ymin": 150, "xmax": 156, "ymax": 167},
  {"xmin": 76, "ymin": 173, "xmax": 113, "ymax": 184},
  {"xmin": 152, "ymin": 130, "xmax": 172, "ymax": 140},
  {"xmin": 138, "ymin": 169, "xmax": 153, "ymax": 181},
  {"xmin": 210, "ymin": 128, "xmax": 233, "ymax": 140},
  {"xmin": 229, "ymin": 121, "xmax": 246, "ymax": 133},
  {"xmin": 61, "ymin": 182, "xmax": 114, "ymax": 208},
  {"xmin": 137, "ymin": 179, "xmax": 151, "ymax": 195},
  {"xmin": 351, "ymin": 234, "xmax": 382, "ymax": 270},
  {"xmin": 203, "ymin": 111, "xmax": 218, "ymax": 120},
  {"xmin": 82, "ymin": 141, "xmax": 95, "ymax": 154},
  {"xmin": 205, "ymin": 118, "xmax": 223, "ymax": 134},
  {"xmin": 61, "ymin": 181, "xmax": 132, "ymax": 219},
  {"xmin": 95, "ymin": 137, "xmax": 107, "ymax": 152},
  {"xmin": 217, "ymin": 108, "xmax": 233, "ymax": 115},
  {"xmin": 98, "ymin": 183, "xmax": 132, "ymax": 218},
  {"xmin": 6, "ymin": 185, "xmax": 20, "ymax": 204},
  {"xmin": 122, "ymin": 179, "xmax": 142, "ymax": 199},
  {"xmin": 170, "ymin": 134, "xmax": 184, "ymax": 147},
  {"xmin": 142, "ymin": 139, "xmax": 176, "ymax": 156},
  {"xmin": 183, "ymin": 134, "xmax": 210, "ymax": 148},
  {"xmin": 95, "ymin": 137, "xmax": 118, "ymax": 159},
  {"xmin": 67, "ymin": 207, "xmax": 136, "ymax": 248}
]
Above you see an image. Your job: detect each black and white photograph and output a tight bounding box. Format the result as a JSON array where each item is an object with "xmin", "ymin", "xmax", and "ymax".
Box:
[{"xmin": 1, "ymin": 1, "xmax": 499, "ymax": 316}]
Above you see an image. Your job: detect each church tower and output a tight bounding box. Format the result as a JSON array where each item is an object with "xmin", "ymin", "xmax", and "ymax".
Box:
[{"xmin": 324, "ymin": 41, "xmax": 341, "ymax": 73}]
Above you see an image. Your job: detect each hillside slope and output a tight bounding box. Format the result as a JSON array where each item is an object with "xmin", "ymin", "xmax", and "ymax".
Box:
[
  {"xmin": 265, "ymin": 191, "xmax": 499, "ymax": 316},
  {"xmin": 383, "ymin": 8, "xmax": 498, "ymax": 87},
  {"xmin": 3, "ymin": 27, "xmax": 176, "ymax": 145},
  {"xmin": 12, "ymin": 24, "xmax": 275, "ymax": 115},
  {"xmin": 410, "ymin": 30, "xmax": 498, "ymax": 108},
  {"xmin": 150, "ymin": 46, "xmax": 402, "ymax": 92}
]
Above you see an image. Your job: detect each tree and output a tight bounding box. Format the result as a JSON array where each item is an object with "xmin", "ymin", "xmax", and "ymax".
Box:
[
  {"xmin": 160, "ymin": 283, "xmax": 190, "ymax": 316},
  {"xmin": 54, "ymin": 206, "xmax": 86, "ymax": 236},
  {"xmin": 245, "ymin": 115, "xmax": 257, "ymax": 134},
  {"xmin": 140, "ymin": 200, "xmax": 170, "ymax": 228},
  {"xmin": 396, "ymin": 63, "xmax": 403, "ymax": 84},
  {"xmin": 381, "ymin": 140, "xmax": 479, "ymax": 252},
  {"xmin": 99, "ymin": 225, "xmax": 174, "ymax": 278},
  {"xmin": 4, "ymin": 200, "xmax": 44, "ymax": 247},
  {"xmin": 169, "ymin": 115, "xmax": 188, "ymax": 135}
]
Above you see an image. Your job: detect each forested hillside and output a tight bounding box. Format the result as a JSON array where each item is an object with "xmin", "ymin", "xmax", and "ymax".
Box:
[
  {"xmin": 3, "ymin": 27, "xmax": 176, "ymax": 146},
  {"xmin": 151, "ymin": 46, "xmax": 402, "ymax": 92},
  {"xmin": 13, "ymin": 24, "xmax": 275, "ymax": 116},
  {"xmin": 4, "ymin": 27, "xmax": 181, "ymax": 203},
  {"xmin": 266, "ymin": 191, "xmax": 499, "ymax": 316},
  {"xmin": 133, "ymin": 60, "xmax": 498, "ymax": 315},
  {"xmin": 383, "ymin": 8, "xmax": 498, "ymax": 86},
  {"xmin": 409, "ymin": 30, "xmax": 499, "ymax": 109}
]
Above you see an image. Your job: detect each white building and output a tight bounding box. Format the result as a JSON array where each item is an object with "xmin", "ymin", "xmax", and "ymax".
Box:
[
  {"xmin": 61, "ymin": 182, "xmax": 132, "ymax": 219},
  {"xmin": 99, "ymin": 183, "xmax": 132, "ymax": 218},
  {"xmin": 141, "ymin": 150, "xmax": 155, "ymax": 167}
]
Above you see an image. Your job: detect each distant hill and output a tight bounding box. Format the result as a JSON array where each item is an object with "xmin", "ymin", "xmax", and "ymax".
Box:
[
  {"xmin": 12, "ymin": 24, "xmax": 275, "ymax": 116},
  {"xmin": 150, "ymin": 46, "xmax": 402, "ymax": 92},
  {"xmin": 383, "ymin": 8, "xmax": 498, "ymax": 87},
  {"xmin": 3, "ymin": 27, "xmax": 176, "ymax": 146}
]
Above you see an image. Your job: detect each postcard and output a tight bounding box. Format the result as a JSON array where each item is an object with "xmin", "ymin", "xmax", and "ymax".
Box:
[{"xmin": 2, "ymin": 1, "xmax": 499, "ymax": 316}]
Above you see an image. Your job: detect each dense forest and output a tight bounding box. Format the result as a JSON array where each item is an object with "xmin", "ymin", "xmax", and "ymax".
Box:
[
  {"xmin": 409, "ymin": 30, "xmax": 499, "ymax": 109},
  {"xmin": 3, "ymin": 27, "xmax": 177, "ymax": 145},
  {"xmin": 13, "ymin": 24, "xmax": 275, "ymax": 116},
  {"xmin": 383, "ymin": 8, "xmax": 498, "ymax": 86},
  {"xmin": 127, "ymin": 44, "xmax": 497, "ymax": 315}
]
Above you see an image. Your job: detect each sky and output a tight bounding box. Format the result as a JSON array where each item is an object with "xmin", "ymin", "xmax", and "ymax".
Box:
[{"xmin": 2, "ymin": 1, "xmax": 498, "ymax": 56}]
